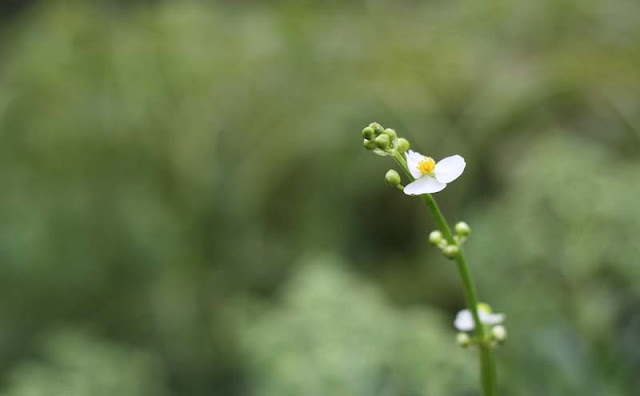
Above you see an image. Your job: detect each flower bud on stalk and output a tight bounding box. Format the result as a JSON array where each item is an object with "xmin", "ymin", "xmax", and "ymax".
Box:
[
  {"xmin": 362, "ymin": 126, "xmax": 374, "ymax": 140},
  {"xmin": 384, "ymin": 170, "xmax": 401, "ymax": 187},
  {"xmin": 382, "ymin": 128, "xmax": 397, "ymax": 140},
  {"xmin": 428, "ymin": 230, "xmax": 443, "ymax": 246},
  {"xmin": 455, "ymin": 222, "xmax": 471, "ymax": 237},
  {"xmin": 492, "ymin": 325, "xmax": 507, "ymax": 342},
  {"xmin": 457, "ymin": 332, "xmax": 471, "ymax": 348},
  {"xmin": 396, "ymin": 138, "xmax": 410, "ymax": 153},
  {"xmin": 369, "ymin": 122, "xmax": 384, "ymax": 135},
  {"xmin": 443, "ymin": 244, "xmax": 460, "ymax": 259},
  {"xmin": 363, "ymin": 139, "xmax": 377, "ymax": 151},
  {"xmin": 374, "ymin": 134, "xmax": 390, "ymax": 150}
]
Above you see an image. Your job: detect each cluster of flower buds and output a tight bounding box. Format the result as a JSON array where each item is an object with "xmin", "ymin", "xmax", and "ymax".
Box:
[
  {"xmin": 455, "ymin": 303, "xmax": 507, "ymax": 348},
  {"xmin": 362, "ymin": 122, "xmax": 410, "ymax": 157},
  {"xmin": 428, "ymin": 221, "xmax": 470, "ymax": 259},
  {"xmin": 457, "ymin": 325, "xmax": 508, "ymax": 349}
]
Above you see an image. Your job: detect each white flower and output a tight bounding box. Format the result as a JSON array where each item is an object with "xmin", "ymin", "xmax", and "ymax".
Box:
[
  {"xmin": 454, "ymin": 308, "xmax": 505, "ymax": 332},
  {"xmin": 403, "ymin": 150, "xmax": 466, "ymax": 195}
]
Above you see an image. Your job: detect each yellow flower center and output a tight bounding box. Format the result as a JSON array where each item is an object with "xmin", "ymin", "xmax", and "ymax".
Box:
[{"xmin": 417, "ymin": 157, "xmax": 436, "ymax": 175}]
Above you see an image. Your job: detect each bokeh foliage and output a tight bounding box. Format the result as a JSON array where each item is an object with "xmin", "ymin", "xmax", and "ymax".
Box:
[
  {"xmin": 0, "ymin": 0, "xmax": 639, "ymax": 394},
  {"xmin": 236, "ymin": 258, "xmax": 476, "ymax": 396}
]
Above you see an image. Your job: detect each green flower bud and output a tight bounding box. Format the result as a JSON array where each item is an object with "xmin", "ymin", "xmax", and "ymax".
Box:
[
  {"xmin": 396, "ymin": 138, "xmax": 410, "ymax": 153},
  {"xmin": 369, "ymin": 122, "xmax": 384, "ymax": 135},
  {"xmin": 455, "ymin": 221, "xmax": 471, "ymax": 237},
  {"xmin": 374, "ymin": 134, "xmax": 390, "ymax": 150},
  {"xmin": 362, "ymin": 126, "xmax": 374, "ymax": 140},
  {"xmin": 428, "ymin": 230, "xmax": 443, "ymax": 245},
  {"xmin": 385, "ymin": 169, "xmax": 401, "ymax": 187},
  {"xmin": 382, "ymin": 128, "xmax": 397, "ymax": 140},
  {"xmin": 363, "ymin": 139, "xmax": 377, "ymax": 151},
  {"xmin": 456, "ymin": 332, "xmax": 471, "ymax": 348},
  {"xmin": 443, "ymin": 244, "xmax": 460, "ymax": 259},
  {"xmin": 477, "ymin": 302, "xmax": 492, "ymax": 313},
  {"xmin": 492, "ymin": 325, "xmax": 507, "ymax": 342}
]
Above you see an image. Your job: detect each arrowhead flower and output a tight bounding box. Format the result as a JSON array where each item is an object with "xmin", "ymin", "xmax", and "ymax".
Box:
[
  {"xmin": 454, "ymin": 306, "xmax": 505, "ymax": 332},
  {"xmin": 404, "ymin": 150, "xmax": 466, "ymax": 195},
  {"xmin": 360, "ymin": 123, "xmax": 505, "ymax": 392}
]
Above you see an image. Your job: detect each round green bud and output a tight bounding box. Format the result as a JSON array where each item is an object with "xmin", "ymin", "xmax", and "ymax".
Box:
[
  {"xmin": 428, "ymin": 230, "xmax": 443, "ymax": 246},
  {"xmin": 369, "ymin": 122, "xmax": 384, "ymax": 135},
  {"xmin": 385, "ymin": 169, "xmax": 401, "ymax": 187},
  {"xmin": 382, "ymin": 128, "xmax": 397, "ymax": 140},
  {"xmin": 456, "ymin": 332, "xmax": 471, "ymax": 348},
  {"xmin": 396, "ymin": 138, "xmax": 410, "ymax": 153},
  {"xmin": 492, "ymin": 325, "xmax": 507, "ymax": 342},
  {"xmin": 374, "ymin": 134, "xmax": 390, "ymax": 149},
  {"xmin": 363, "ymin": 139, "xmax": 377, "ymax": 151},
  {"xmin": 455, "ymin": 222, "xmax": 471, "ymax": 237},
  {"xmin": 443, "ymin": 244, "xmax": 460, "ymax": 259},
  {"xmin": 362, "ymin": 126, "xmax": 374, "ymax": 140},
  {"xmin": 477, "ymin": 302, "xmax": 492, "ymax": 314}
]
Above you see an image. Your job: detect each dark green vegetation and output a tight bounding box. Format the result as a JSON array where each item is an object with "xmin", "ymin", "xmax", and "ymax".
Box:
[{"xmin": 0, "ymin": 1, "xmax": 639, "ymax": 395}]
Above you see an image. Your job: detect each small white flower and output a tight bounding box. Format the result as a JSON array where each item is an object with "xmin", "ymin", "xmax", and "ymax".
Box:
[
  {"xmin": 454, "ymin": 308, "xmax": 505, "ymax": 332},
  {"xmin": 403, "ymin": 150, "xmax": 466, "ymax": 195}
]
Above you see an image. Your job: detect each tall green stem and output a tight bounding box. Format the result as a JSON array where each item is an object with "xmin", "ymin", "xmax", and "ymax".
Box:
[{"xmin": 393, "ymin": 152, "xmax": 497, "ymax": 396}]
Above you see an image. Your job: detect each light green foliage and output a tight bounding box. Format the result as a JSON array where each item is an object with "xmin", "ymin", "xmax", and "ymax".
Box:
[
  {"xmin": 1, "ymin": 330, "xmax": 167, "ymax": 396},
  {"xmin": 236, "ymin": 257, "xmax": 475, "ymax": 396},
  {"xmin": 469, "ymin": 135, "xmax": 640, "ymax": 395}
]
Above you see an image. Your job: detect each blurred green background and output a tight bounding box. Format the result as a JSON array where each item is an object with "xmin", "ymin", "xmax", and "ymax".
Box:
[{"xmin": 0, "ymin": 0, "xmax": 639, "ymax": 395}]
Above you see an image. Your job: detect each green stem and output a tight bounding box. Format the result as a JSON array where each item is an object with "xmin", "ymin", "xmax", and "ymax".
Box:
[
  {"xmin": 480, "ymin": 343, "xmax": 497, "ymax": 395},
  {"xmin": 393, "ymin": 151, "xmax": 497, "ymax": 396}
]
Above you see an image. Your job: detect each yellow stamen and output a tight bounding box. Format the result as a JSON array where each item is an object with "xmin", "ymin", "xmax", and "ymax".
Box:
[{"xmin": 417, "ymin": 157, "xmax": 436, "ymax": 174}]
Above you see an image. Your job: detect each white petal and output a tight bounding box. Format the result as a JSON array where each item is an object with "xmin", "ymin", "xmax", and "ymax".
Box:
[
  {"xmin": 403, "ymin": 176, "xmax": 446, "ymax": 195},
  {"xmin": 479, "ymin": 311, "xmax": 505, "ymax": 325},
  {"xmin": 454, "ymin": 309, "xmax": 474, "ymax": 331},
  {"xmin": 454, "ymin": 309, "xmax": 505, "ymax": 331},
  {"xmin": 434, "ymin": 155, "xmax": 466, "ymax": 184},
  {"xmin": 405, "ymin": 150, "xmax": 426, "ymax": 180}
]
